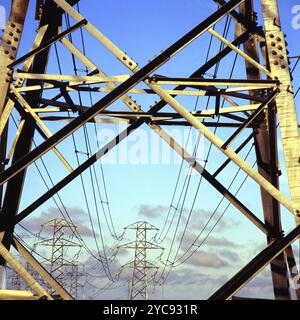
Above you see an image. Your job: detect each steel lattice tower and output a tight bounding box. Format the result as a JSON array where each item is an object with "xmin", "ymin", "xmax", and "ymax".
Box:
[
  {"xmin": 121, "ymin": 222, "xmax": 163, "ymax": 300},
  {"xmin": 0, "ymin": 0, "xmax": 299, "ymax": 300},
  {"xmin": 36, "ymin": 219, "xmax": 82, "ymax": 296}
]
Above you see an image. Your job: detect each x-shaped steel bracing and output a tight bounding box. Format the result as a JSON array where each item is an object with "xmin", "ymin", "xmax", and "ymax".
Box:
[{"xmin": 0, "ymin": 0, "xmax": 299, "ymax": 299}]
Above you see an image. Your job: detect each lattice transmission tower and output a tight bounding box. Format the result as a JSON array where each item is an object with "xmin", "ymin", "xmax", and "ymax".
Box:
[
  {"xmin": 0, "ymin": 0, "xmax": 299, "ymax": 300},
  {"xmin": 121, "ymin": 222, "xmax": 163, "ymax": 300},
  {"xmin": 35, "ymin": 219, "xmax": 83, "ymax": 297}
]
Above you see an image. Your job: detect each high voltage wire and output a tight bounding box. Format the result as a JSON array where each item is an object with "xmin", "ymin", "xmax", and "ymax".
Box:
[
  {"xmin": 169, "ymin": 38, "xmax": 238, "ymax": 271},
  {"xmin": 10, "ymin": 115, "xmax": 109, "ymax": 265},
  {"xmin": 172, "ymin": 145, "xmax": 254, "ymax": 266},
  {"xmin": 156, "ymin": 22, "xmax": 220, "ymax": 244},
  {"xmin": 10, "ymin": 36, "xmax": 116, "ymax": 280},
  {"xmin": 75, "ymin": 3, "xmax": 119, "ymax": 240},
  {"xmin": 61, "ymin": 17, "xmax": 112, "ymax": 281},
  {"xmin": 53, "ymin": 45, "xmax": 112, "ymax": 282},
  {"xmin": 156, "ymin": 21, "xmax": 216, "ymax": 243},
  {"xmin": 156, "ymin": 16, "xmax": 234, "ymax": 283}
]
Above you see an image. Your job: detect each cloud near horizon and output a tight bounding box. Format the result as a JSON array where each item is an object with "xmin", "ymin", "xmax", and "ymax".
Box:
[{"xmin": 20, "ymin": 206, "xmax": 98, "ymax": 238}]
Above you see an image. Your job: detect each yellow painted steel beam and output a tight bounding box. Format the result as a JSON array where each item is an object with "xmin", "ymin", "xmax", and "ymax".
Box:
[
  {"xmin": 0, "ymin": 24, "xmax": 48, "ymax": 136},
  {"xmin": 0, "ymin": 242, "xmax": 52, "ymax": 299},
  {"xmin": 0, "ymin": 290, "xmax": 37, "ymax": 300},
  {"xmin": 13, "ymin": 72, "xmax": 131, "ymax": 84},
  {"xmin": 12, "ymin": 237, "xmax": 73, "ymax": 300},
  {"xmin": 0, "ymin": 0, "xmax": 29, "ymax": 116},
  {"xmin": 10, "ymin": 85, "xmax": 73, "ymax": 173},
  {"xmin": 60, "ymin": 36, "xmax": 142, "ymax": 113},
  {"xmin": 261, "ymin": 0, "xmax": 300, "ymax": 224},
  {"xmin": 148, "ymin": 79, "xmax": 276, "ymax": 88},
  {"xmin": 207, "ymin": 28, "xmax": 272, "ymax": 78},
  {"xmin": 6, "ymin": 119, "xmax": 25, "ymax": 162}
]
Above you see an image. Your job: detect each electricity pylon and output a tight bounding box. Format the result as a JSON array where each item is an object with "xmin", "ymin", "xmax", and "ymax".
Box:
[
  {"xmin": 0, "ymin": 0, "xmax": 299, "ymax": 300},
  {"xmin": 36, "ymin": 219, "xmax": 82, "ymax": 296},
  {"xmin": 121, "ymin": 222, "xmax": 163, "ymax": 300}
]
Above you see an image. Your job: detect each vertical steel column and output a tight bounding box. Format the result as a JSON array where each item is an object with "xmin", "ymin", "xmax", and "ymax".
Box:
[
  {"xmin": 261, "ymin": 0, "xmax": 300, "ymax": 224},
  {"xmin": 0, "ymin": 0, "xmax": 29, "ymax": 289},
  {"xmin": 239, "ymin": 1, "xmax": 290, "ymax": 300},
  {"xmin": 0, "ymin": 0, "xmax": 64, "ymax": 286},
  {"xmin": 0, "ymin": 0, "xmax": 29, "ymax": 116}
]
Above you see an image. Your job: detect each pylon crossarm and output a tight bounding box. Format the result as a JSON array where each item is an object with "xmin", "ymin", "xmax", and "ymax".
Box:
[
  {"xmin": 13, "ymin": 82, "xmax": 274, "ymax": 98},
  {"xmin": 12, "ymin": 72, "xmax": 131, "ymax": 84},
  {"xmin": 209, "ymin": 225, "xmax": 300, "ymax": 300},
  {"xmin": 23, "ymin": 105, "xmax": 259, "ymax": 118},
  {"xmin": 48, "ymin": 28, "xmax": 251, "ymax": 117},
  {"xmin": 148, "ymin": 77, "xmax": 277, "ymax": 88}
]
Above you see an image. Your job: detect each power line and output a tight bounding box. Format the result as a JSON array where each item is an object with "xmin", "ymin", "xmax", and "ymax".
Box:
[
  {"xmin": 157, "ymin": 16, "xmax": 235, "ymax": 282},
  {"xmin": 53, "ymin": 17, "xmax": 113, "ymax": 280}
]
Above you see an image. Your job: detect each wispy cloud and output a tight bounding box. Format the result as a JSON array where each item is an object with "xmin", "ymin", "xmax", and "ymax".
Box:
[
  {"xmin": 184, "ymin": 250, "xmax": 229, "ymax": 268},
  {"xmin": 137, "ymin": 204, "xmax": 167, "ymax": 218},
  {"xmin": 21, "ymin": 206, "xmax": 97, "ymax": 237}
]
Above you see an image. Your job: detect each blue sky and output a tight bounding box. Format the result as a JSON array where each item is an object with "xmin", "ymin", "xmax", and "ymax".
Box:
[{"xmin": 1, "ymin": 0, "xmax": 300, "ymax": 299}]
